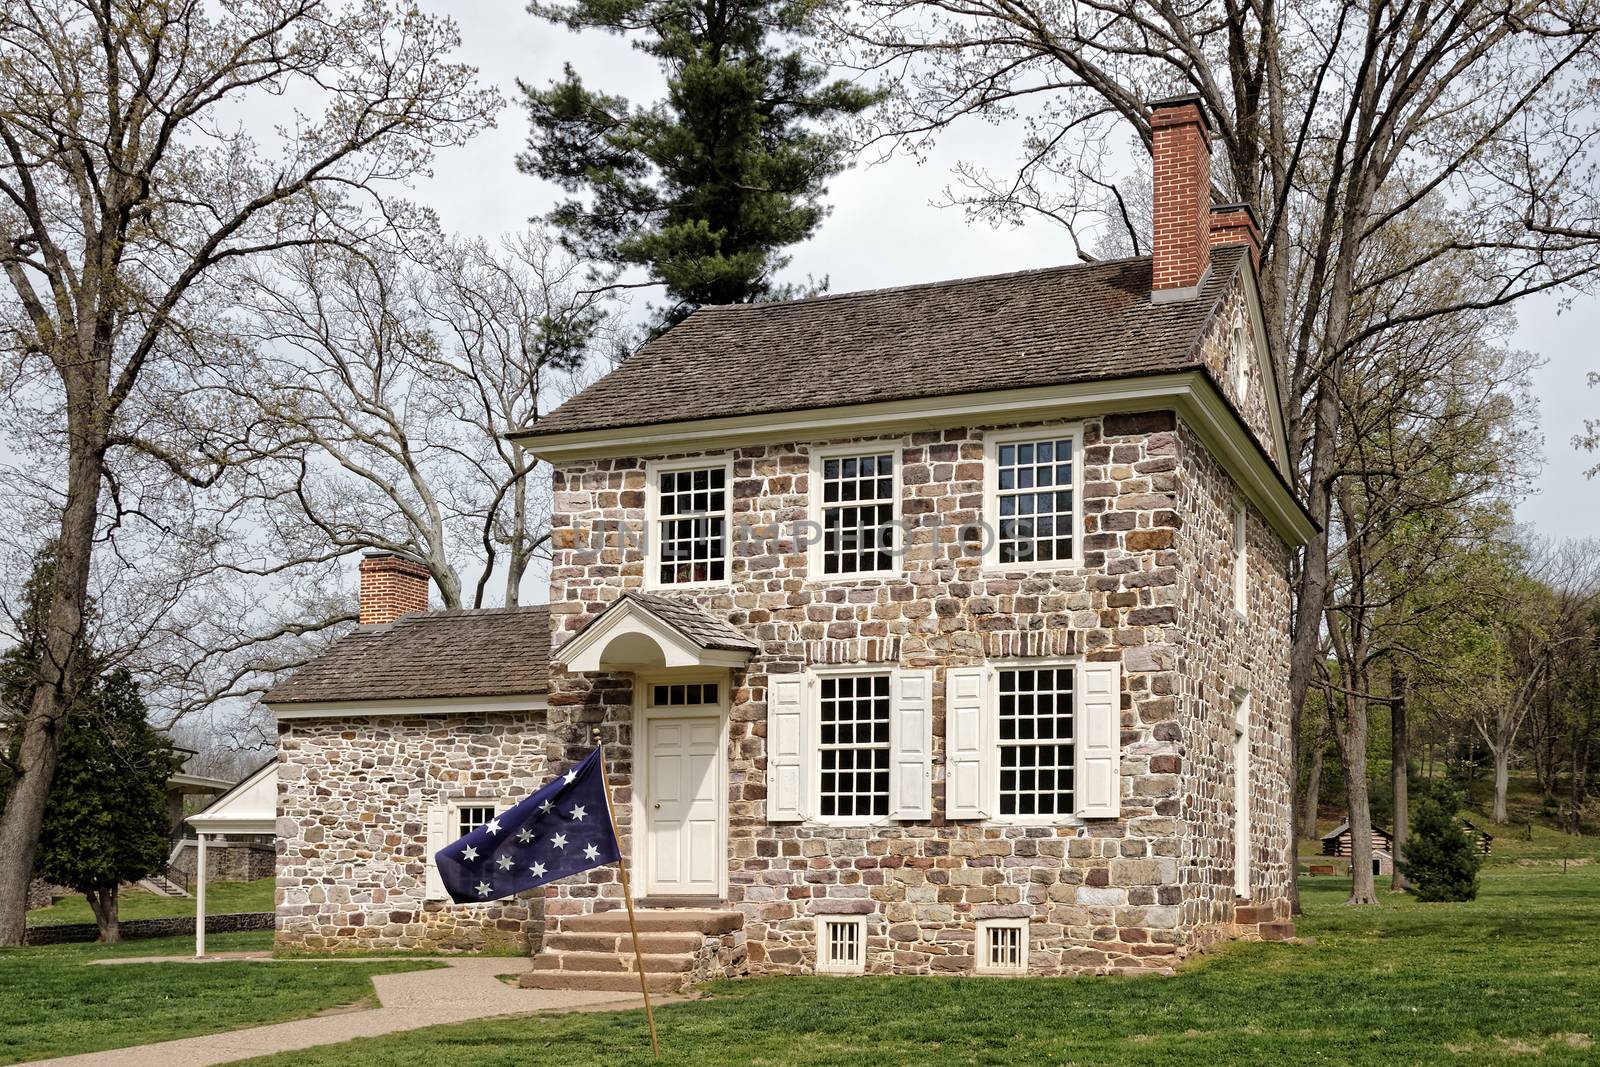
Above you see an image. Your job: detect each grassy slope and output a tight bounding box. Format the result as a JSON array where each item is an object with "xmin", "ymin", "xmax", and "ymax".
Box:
[
  {"xmin": 0, "ymin": 931, "xmax": 437, "ymax": 1065},
  {"xmin": 25, "ymin": 875, "xmax": 276, "ymax": 927},
  {"xmin": 236, "ymin": 865, "xmax": 1600, "ymax": 1067}
]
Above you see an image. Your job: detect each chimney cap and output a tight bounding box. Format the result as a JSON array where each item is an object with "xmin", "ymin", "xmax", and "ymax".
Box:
[{"xmin": 1148, "ymin": 95, "xmax": 1213, "ymax": 135}]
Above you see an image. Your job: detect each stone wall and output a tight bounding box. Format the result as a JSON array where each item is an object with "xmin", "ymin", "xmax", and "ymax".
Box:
[
  {"xmin": 23, "ymin": 911, "xmax": 274, "ymax": 945},
  {"xmin": 275, "ymin": 711, "xmax": 551, "ymax": 952},
  {"xmin": 171, "ymin": 840, "xmax": 276, "ymax": 883},
  {"xmin": 544, "ymin": 394, "xmax": 1294, "ymax": 974}
]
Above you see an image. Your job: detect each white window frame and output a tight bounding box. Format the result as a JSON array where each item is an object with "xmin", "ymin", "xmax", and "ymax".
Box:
[
  {"xmin": 1231, "ymin": 324, "xmax": 1250, "ymax": 401},
  {"xmin": 982, "ymin": 424, "xmax": 1083, "ymax": 573},
  {"xmin": 644, "ymin": 454, "xmax": 735, "ymax": 590},
  {"xmin": 1233, "ymin": 691, "xmax": 1252, "ymax": 899},
  {"xmin": 814, "ymin": 914, "xmax": 867, "ymax": 975},
  {"xmin": 1232, "ymin": 503, "xmax": 1248, "ymax": 618},
  {"xmin": 425, "ymin": 796, "xmax": 514, "ymax": 903},
  {"xmin": 809, "ymin": 665, "xmax": 896, "ymax": 826},
  {"xmin": 989, "ymin": 659, "xmax": 1079, "ymax": 824},
  {"xmin": 807, "ymin": 441, "xmax": 903, "ymax": 581},
  {"xmin": 975, "ymin": 918, "xmax": 1029, "ymax": 975}
]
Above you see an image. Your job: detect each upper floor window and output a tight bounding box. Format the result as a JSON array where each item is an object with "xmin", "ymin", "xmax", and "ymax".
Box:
[
  {"xmin": 815, "ymin": 448, "xmax": 898, "ymax": 577},
  {"xmin": 984, "ymin": 428, "xmax": 1078, "ymax": 569},
  {"xmin": 996, "ymin": 666, "xmax": 1075, "ymax": 818},
  {"xmin": 1233, "ymin": 504, "xmax": 1248, "ymax": 616},
  {"xmin": 1231, "ymin": 325, "xmax": 1249, "ymax": 400},
  {"xmin": 648, "ymin": 460, "xmax": 729, "ymax": 586}
]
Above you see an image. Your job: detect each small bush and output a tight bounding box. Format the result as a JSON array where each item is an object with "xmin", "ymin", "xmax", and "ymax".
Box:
[{"xmin": 1398, "ymin": 782, "xmax": 1482, "ymax": 902}]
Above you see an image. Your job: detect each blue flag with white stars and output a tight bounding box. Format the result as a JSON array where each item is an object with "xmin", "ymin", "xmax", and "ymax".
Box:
[{"xmin": 435, "ymin": 747, "xmax": 621, "ymax": 904}]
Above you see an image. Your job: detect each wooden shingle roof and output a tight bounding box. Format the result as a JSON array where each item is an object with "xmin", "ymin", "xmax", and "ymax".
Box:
[
  {"xmin": 522, "ymin": 247, "xmax": 1250, "ymax": 440},
  {"xmin": 263, "ymin": 606, "xmax": 550, "ymax": 704}
]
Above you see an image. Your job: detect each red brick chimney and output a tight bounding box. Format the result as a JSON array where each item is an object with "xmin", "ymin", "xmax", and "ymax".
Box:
[
  {"xmin": 1150, "ymin": 96, "xmax": 1212, "ymax": 302},
  {"xmin": 358, "ymin": 551, "xmax": 431, "ymax": 625},
  {"xmin": 1209, "ymin": 202, "xmax": 1263, "ymax": 272}
]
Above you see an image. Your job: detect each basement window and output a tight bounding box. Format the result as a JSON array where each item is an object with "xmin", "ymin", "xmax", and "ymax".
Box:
[
  {"xmin": 815, "ymin": 915, "xmax": 866, "ymax": 975},
  {"xmin": 976, "ymin": 919, "xmax": 1028, "ymax": 974}
]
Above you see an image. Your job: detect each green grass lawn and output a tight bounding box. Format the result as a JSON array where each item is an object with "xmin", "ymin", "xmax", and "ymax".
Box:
[
  {"xmin": 0, "ymin": 931, "xmax": 437, "ymax": 1065},
  {"xmin": 235, "ymin": 864, "xmax": 1600, "ymax": 1067},
  {"xmin": 25, "ymin": 875, "xmax": 276, "ymax": 927}
]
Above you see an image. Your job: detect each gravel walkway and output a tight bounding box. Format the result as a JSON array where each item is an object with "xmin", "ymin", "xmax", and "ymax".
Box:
[{"xmin": 26, "ymin": 956, "xmax": 657, "ymax": 1066}]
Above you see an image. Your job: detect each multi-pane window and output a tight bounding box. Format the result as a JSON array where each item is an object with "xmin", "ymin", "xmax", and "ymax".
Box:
[
  {"xmin": 978, "ymin": 920, "xmax": 1027, "ymax": 973},
  {"xmin": 819, "ymin": 452, "xmax": 896, "ymax": 575},
  {"xmin": 818, "ymin": 674, "xmax": 891, "ymax": 818},
  {"xmin": 996, "ymin": 667, "xmax": 1075, "ymax": 817},
  {"xmin": 816, "ymin": 916, "xmax": 865, "ymax": 974},
  {"xmin": 651, "ymin": 682, "xmax": 718, "ymax": 706},
  {"xmin": 456, "ymin": 804, "xmax": 497, "ymax": 839},
  {"xmin": 994, "ymin": 436, "xmax": 1074, "ymax": 565},
  {"xmin": 655, "ymin": 466, "xmax": 727, "ymax": 585}
]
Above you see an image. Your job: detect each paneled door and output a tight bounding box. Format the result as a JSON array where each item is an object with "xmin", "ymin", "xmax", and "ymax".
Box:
[{"xmin": 644, "ymin": 715, "xmax": 722, "ymax": 896}]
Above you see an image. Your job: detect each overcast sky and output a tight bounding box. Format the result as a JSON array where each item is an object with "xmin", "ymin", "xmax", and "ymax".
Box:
[{"xmin": 414, "ymin": 1, "xmax": 1599, "ymax": 544}]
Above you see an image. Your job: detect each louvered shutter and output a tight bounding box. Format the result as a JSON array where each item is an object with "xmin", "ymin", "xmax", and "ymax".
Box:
[
  {"xmin": 945, "ymin": 666, "xmax": 992, "ymax": 819},
  {"xmin": 767, "ymin": 674, "xmax": 808, "ymax": 822},
  {"xmin": 1075, "ymin": 661, "xmax": 1123, "ymax": 818},
  {"xmin": 424, "ymin": 804, "xmax": 448, "ymax": 900},
  {"xmin": 889, "ymin": 669, "xmax": 933, "ymax": 820}
]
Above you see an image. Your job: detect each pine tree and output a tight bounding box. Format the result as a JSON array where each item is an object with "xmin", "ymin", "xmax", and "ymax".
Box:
[
  {"xmin": 1397, "ymin": 782, "xmax": 1483, "ymax": 902},
  {"xmin": 519, "ymin": 0, "xmax": 878, "ymax": 330}
]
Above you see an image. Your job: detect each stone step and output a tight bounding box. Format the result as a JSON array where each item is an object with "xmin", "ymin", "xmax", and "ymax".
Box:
[
  {"xmin": 1233, "ymin": 904, "xmax": 1276, "ymax": 925},
  {"xmin": 529, "ymin": 949, "xmax": 694, "ymax": 974},
  {"xmin": 558, "ymin": 908, "xmax": 742, "ymax": 936},
  {"xmin": 1258, "ymin": 921, "xmax": 1297, "ymax": 941},
  {"xmin": 544, "ymin": 930, "xmax": 704, "ymax": 954},
  {"xmin": 519, "ymin": 969, "xmax": 684, "ymax": 994}
]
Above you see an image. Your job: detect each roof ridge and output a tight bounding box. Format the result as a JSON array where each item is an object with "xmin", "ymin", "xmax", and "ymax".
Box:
[{"xmin": 693, "ymin": 254, "xmax": 1153, "ymax": 313}]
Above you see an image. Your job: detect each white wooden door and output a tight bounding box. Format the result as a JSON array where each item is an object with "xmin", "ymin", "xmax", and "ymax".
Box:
[{"xmin": 645, "ymin": 716, "xmax": 721, "ymax": 896}]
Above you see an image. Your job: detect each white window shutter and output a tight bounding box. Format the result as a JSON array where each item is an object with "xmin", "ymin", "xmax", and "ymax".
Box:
[
  {"xmin": 945, "ymin": 666, "xmax": 992, "ymax": 819},
  {"xmin": 890, "ymin": 669, "xmax": 933, "ymax": 820},
  {"xmin": 1075, "ymin": 661, "xmax": 1123, "ymax": 818},
  {"xmin": 767, "ymin": 675, "xmax": 808, "ymax": 822},
  {"xmin": 424, "ymin": 804, "xmax": 448, "ymax": 900}
]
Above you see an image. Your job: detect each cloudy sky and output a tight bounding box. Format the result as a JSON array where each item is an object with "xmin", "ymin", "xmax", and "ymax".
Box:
[{"xmin": 414, "ymin": 1, "xmax": 1599, "ymax": 543}]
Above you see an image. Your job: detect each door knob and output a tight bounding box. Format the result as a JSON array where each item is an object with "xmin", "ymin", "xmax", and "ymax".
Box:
[{"xmin": 653, "ymin": 803, "xmax": 661, "ymax": 809}]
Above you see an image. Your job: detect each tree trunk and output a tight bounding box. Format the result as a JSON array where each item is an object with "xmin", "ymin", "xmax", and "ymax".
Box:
[
  {"xmin": 1492, "ymin": 744, "xmax": 1511, "ymax": 824},
  {"xmin": 1390, "ymin": 667, "xmax": 1410, "ymax": 892},
  {"xmin": 1338, "ymin": 690, "xmax": 1378, "ymax": 905},
  {"xmin": 1301, "ymin": 734, "xmax": 1324, "ymax": 840},
  {"xmin": 0, "ymin": 436, "xmax": 103, "ymax": 946},
  {"xmin": 87, "ymin": 885, "xmax": 121, "ymax": 944}
]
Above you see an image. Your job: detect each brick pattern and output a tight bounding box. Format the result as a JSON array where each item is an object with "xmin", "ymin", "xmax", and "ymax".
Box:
[
  {"xmin": 1151, "ymin": 100, "xmax": 1212, "ymax": 294},
  {"xmin": 275, "ymin": 712, "xmax": 550, "ymax": 952},
  {"xmin": 1208, "ymin": 205, "xmax": 1262, "ymax": 272},
  {"xmin": 358, "ymin": 553, "xmax": 431, "ymax": 626},
  {"xmin": 538, "ymin": 400, "xmax": 1292, "ymax": 974}
]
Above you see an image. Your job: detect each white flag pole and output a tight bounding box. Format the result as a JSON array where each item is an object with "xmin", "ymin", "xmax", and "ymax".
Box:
[{"xmin": 595, "ymin": 735, "xmax": 659, "ymax": 1057}]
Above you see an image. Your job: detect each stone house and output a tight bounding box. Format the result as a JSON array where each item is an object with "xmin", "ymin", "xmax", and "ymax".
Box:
[{"xmin": 264, "ymin": 96, "xmax": 1314, "ymax": 984}]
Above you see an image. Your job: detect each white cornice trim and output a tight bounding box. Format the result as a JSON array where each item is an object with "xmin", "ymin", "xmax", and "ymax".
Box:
[
  {"xmin": 267, "ymin": 693, "xmax": 548, "ymax": 720},
  {"xmin": 518, "ymin": 372, "xmax": 1315, "ymax": 546}
]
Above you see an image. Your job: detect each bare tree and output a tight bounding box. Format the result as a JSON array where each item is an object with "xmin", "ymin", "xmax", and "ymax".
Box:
[
  {"xmin": 229, "ymin": 231, "xmax": 610, "ymax": 610},
  {"xmin": 824, "ymin": 0, "xmax": 1600, "ymax": 904},
  {"xmin": 0, "ymin": 0, "xmax": 497, "ymax": 946}
]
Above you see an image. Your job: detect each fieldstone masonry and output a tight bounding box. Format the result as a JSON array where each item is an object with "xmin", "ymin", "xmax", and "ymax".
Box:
[
  {"xmin": 275, "ymin": 712, "xmax": 552, "ymax": 951},
  {"xmin": 529, "ymin": 287, "xmax": 1294, "ymax": 974}
]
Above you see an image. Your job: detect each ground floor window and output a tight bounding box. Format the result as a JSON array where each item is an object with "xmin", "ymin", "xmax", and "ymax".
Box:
[
  {"xmin": 818, "ymin": 673, "xmax": 891, "ymax": 818},
  {"xmin": 996, "ymin": 666, "xmax": 1075, "ymax": 817}
]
